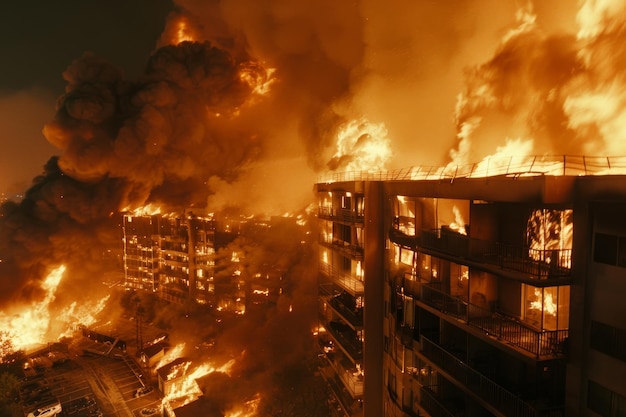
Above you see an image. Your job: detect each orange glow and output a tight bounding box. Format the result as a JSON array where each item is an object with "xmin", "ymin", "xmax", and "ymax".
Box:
[
  {"xmin": 162, "ymin": 357, "xmax": 238, "ymax": 411},
  {"xmin": 56, "ymin": 295, "xmax": 110, "ymax": 339},
  {"xmin": 0, "ymin": 265, "xmax": 65, "ymax": 356},
  {"xmin": 225, "ymin": 394, "xmax": 261, "ymax": 417},
  {"xmin": 155, "ymin": 343, "xmax": 187, "ymax": 371},
  {"xmin": 239, "ymin": 63, "xmax": 277, "ymax": 98},
  {"xmin": 174, "ymin": 17, "xmax": 196, "ymax": 44},
  {"xmin": 126, "ymin": 203, "xmax": 162, "ymax": 217},
  {"xmin": 331, "ymin": 118, "xmax": 391, "ymax": 172},
  {"xmin": 449, "ymin": 206, "xmax": 467, "ymax": 235},
  {"xmin": 529, "ymin": 288, "xmax": 557, "ymax": 316}
]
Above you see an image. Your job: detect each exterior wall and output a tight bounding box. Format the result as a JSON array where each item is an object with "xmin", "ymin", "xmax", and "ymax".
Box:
[
  {"xmin": 123, "ymin": 214, "xmax": 216, "ymax": 305},
  {"xmin": 566, "ymin": 202, "xmax": 626, "ymax": 416},
  {"xmin": 317, "ymin": 175, "xmax": 626, "ymax": 417}
]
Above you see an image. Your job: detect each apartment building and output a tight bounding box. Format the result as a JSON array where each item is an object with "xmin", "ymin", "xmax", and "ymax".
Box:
[
  {"xmin": 122, "ymin": 214, "xmax": 217, "ymax": 305},
  {"xmin": 315, "ymin": 157, "xmax": 626, "ymax": 417}
]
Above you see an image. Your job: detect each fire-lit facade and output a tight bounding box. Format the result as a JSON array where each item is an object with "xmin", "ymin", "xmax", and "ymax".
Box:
[
  {"xmin": 316, "ymin": 164, "xmax": 626, "ymax": 417},
  {"xmin": 122, "ymin": 214, "xmax": 216, "ymax": 305}
]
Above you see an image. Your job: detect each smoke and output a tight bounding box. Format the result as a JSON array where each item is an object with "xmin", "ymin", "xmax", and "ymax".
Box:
[{"xmin": 449, "ymin": 0, "xmax": 626, "ymax": 166}]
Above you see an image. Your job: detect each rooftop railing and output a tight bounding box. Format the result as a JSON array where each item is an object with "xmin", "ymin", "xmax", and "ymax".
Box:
[{"xmin": 317, "ymin": 155, "xmax": 626, "ymax": 183}]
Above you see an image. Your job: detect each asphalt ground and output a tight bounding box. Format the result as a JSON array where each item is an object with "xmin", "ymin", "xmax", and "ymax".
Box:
[{"xmin": 20, "ymin": 338, "xmax": 162, "ymax": 417}]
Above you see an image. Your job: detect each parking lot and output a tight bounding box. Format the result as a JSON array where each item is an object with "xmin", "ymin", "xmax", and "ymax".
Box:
[{"xmin": 20, "ymin": 339, "xmax": 162, "ymax": 417}]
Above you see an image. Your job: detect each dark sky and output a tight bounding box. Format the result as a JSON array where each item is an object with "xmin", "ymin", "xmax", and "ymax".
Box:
[{"xmin": 0, "ymin": 0, "xmax": 173, "ymax": 193}]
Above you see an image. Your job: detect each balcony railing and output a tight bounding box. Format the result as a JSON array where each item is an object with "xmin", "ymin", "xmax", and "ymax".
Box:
[
  {"xmin": 468, "ymin": 304, "xmax": 569, "ymax": 358},
  {"xmin": 417, "ymin": 282, "xmax": 568, "ymax": 358},
  {"xmin": 318, "ymin": 207, "xmax": 365, "ymax": 223},
  {"xmin": 318, "ymin": 155, "xmax": 626, "ymax": 183},
  {"xmin": 328, "ymin": 296, "xmax": 364, "ymax": 328},
  {"xmin": 319, "ymin": 262, "xmax": 365, "ymax": 295},
  {"xmin": 319, "ymin": 239, "xmax": 364, "ymax": 261},
  {"xmin": 420, "ymin": 336, "xmax": 540, "ymax": 417},
  {"xmin": 330, "ymin": 358, "xmax": 364, "ymax": 397},
  {"xmin": 392, "ymin": 228, "xmax": 572, "ymax": 280},
  {"xmin": 326, "ymin": 324, "xmax": 363, "ymax": 361},
  {"xmin": 419, "ymin": 386, "xmax": 459, "ymax": 417}
]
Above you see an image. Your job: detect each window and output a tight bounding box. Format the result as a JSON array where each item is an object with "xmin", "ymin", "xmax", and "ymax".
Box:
[
  {"xmin": 588, "ymin": 380, "xmax": 611, "ymax": 416},
  {"xmin": 590, "ymin": 320, "xmax": 626, "ymax": 363},
  {"xmin": 595, "ymin": 233, "xmax": 618, "ymax": 265},
  {"xmin": 588, "ymin": 380, "xmax": 626, "ymax": 417}
]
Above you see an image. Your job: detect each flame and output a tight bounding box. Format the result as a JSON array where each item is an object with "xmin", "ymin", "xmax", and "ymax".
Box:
[
  {"xmin": 56, "ymin": 295, "xmax": 110, "ymax": 338},
  {"xmin": 174, "ymin": 16, "xmax": 197, "ymax": 44},
  {"xmin": 225, "ymin": 394, "xmax": 261, "ymax": 417},
  {"xmin": 449, "ymin": 205, "xmax": 467, "ymax": 235},
  {"xmin": 529, "ymin": 288, "xmax": 557, "ymax": 316},
  {"xmin": 162, "ymin": 358, "xmax": 238, "ymax": 411},
  {"xmin": 0, "ymin": 265, "xmax": 65, "ymax": 356},
  {"xmin": 126, "ymin": 203, "xmax": 163, "ymax": 217},
  {"xmin": 329, "ymin": 118, "xmax": 391, "ymax": 172},
  {"xmin": 154, "ymin": 343, "xmax": 187, "ymax": 371},
  {"xmin": 239, "ymin": 63, "xmax": 277, "ymax": 98},
  {"xmin": 526, "ymin": 209, "xmax": 572, "ymax": 268}
]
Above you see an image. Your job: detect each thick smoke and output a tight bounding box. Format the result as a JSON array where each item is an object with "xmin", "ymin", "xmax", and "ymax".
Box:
[
  {"xmin": 0, "ymin": 40, "xmax": 270, "ymax": 305},
  {"xmin": 449, "ymin": 1, "xmax": 626, "ymax": 166}
]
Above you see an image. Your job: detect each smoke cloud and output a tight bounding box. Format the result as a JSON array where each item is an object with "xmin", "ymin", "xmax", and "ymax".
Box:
[{"xmin": 0, "ymin": 0, "xmax": 624, "ymax": 366}]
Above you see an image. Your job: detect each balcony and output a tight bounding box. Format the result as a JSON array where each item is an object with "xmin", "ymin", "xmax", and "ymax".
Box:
[
  {"xmin": 318, "ymin": 207, "xmax": 365, "ymax": 224},
  {"xmin": 328, "ymin": 294, "xmax": 364, "ymax": 328},
  {"xmin": 319, "ymin": 262, "xmax": 364, "ymax": 295},
  {"xmin": 420, "ymin": 336, "xmax": 564, "ymax": 417},
  {"xmin": 319, "ymin": 239, "xmax": 364, "ymax": 261},
  {"xmin": 390, "ymin": 228, "xmax": 572, "ymax": 281},
  {"xmin": 326, "ymin": 320, "xmax": 363, "ymax": 361},
  {"xmin": 419, "ymin": 283, "xmax": 569, "ymax": 358},
  {"xmin": 419, "ymin": 386, "xmax": 460, "ymax": 417}
]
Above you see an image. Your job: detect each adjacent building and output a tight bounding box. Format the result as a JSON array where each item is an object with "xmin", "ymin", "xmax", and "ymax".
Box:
[
  {"xmin": 315, "ymin": 156, "xmax": 626, "ymax": 417},
  {"xmin": 122, "ymin": 214, "xmax": 217, "ymax": 305}
]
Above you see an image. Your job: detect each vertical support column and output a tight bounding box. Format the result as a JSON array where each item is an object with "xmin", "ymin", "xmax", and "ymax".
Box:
[{"xmin": 363, "ymin": 181, "xmax": 385, "ymax": 417}]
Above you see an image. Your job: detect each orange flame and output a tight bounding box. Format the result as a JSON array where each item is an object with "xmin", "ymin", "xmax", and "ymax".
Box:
[
  {"xmin": 330, "ymin": 118, "xmax": 392, "ymax": 172},
  {"xmin": 174, "ymin": 16, "xmax": 197, "ymax": 44},
  {"xmin": 0, "ymin": 265, "xmax": 65, "ymax": 356}
]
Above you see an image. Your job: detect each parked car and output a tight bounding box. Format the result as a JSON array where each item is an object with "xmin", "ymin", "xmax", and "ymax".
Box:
[{"xmin": 27, "ymin": 400, "xmax": 61, "ymax": 417}]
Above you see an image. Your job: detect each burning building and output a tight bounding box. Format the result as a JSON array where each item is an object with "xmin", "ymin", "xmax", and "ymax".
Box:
[
  {"xmin": 122, "ymin": 213, "xmax": 217, "ymax": 305},
  {"xmin": 316, "ymin": 156, "xmax": 626, "ymax": 417}
]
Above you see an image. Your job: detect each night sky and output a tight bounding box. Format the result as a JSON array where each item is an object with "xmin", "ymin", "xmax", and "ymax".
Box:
[{"xmin": 0, "ymin": 0, "xmax": 173, "ymax": 193}]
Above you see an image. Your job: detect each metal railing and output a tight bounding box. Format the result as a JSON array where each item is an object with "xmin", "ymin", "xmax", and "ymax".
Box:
[
  {"xmin": 421, "ymin": 336, "xmax": 538, "ymax": 417},
  {"xmin": 319, "ymin": 262, "xmax": 365, "ymax": 295},
  {"xmin": 319, "ymin": 239, "xmax": 364, "ymax": 261},
  {"xmin": 395, "ymin": 228, "xmax": 572, "ymax": 280},
  {"xmin": 318, "ymin": 207, "xmax": 365, "ymax": 223},
  {"xmin": 317, "ymin": 155, "xmax": 626, "ymax": 183},
  {"xmin": 416, "ymin": 282, "xmax": 568, "ymax": 358}
]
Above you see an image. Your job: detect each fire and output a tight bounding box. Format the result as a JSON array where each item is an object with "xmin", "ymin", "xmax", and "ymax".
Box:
[
  {"xmin": 126, "ymin": 203, "xmax": 163, "ymax": 217},
  {"xmin": 225, "ymin": 394, "xmax": 261, "ymax": 417},
  {"xmin": 173, "ymin": 16, "xmax": 197, "ymax": 45},
  {"xmin": 56, "ymin": 295, "xmax": 110, "ymax": 339},
  {"xmin": 162, "ymin": 358, "xmax": 239, "ymax": 411},
  {"xmin": 239, "ymin": 62, "xmax": 277, "ymax": 98},
  {"xmin": 529, "ymin": 288, "xmax": 557, "ymax": 316},
  {"xmin": 155, "ymin": 343, "xmax": 187, "ymax": 371},
  {"xmin": 0, "ymin": 265, "xmax": 65, "ymax": 356},
  {"xmin": 449, "ymin": 205, "xmax": 467, "ymax": 235},
  {"xmin": 329, "ymin": 118, "xmax": 391, "ymax": 172},
  {"xmin": 526, "ymin": 209, "xmax": 572, "ymax": 268}
]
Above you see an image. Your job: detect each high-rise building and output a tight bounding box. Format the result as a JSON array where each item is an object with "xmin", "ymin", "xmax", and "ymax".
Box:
[
  {"xmin": 122, "ymin": 214, "xmax": 217, "ymax": 305},
  {"xmin": 315, "ymin": 157, "xmax": 626, "ymax": 417}
]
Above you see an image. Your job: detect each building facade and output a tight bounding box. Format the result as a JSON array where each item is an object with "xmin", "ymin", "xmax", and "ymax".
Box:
[
  {"xmin": 316, "ymin": 161, "xmax": 626, "ymax": 417},
  {"xmin": 122, "ymin": 214, "xmax": 217, "ymax": 305}
]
